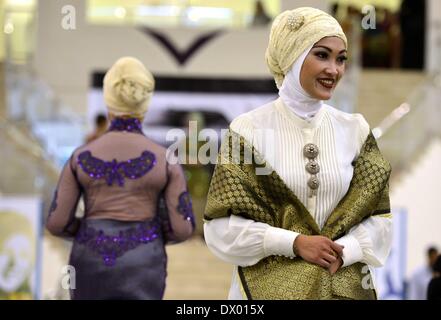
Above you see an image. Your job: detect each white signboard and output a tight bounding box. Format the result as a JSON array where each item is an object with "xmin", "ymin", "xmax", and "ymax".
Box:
[{"xmin": 0, "ymin": 196, "xmax": 43, "ymax": 300}]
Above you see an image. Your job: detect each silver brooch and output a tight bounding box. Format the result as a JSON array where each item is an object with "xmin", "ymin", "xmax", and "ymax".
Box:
[
  {"xmin": 303, "ymin": 143, "xmax": 320, "ymax": 198},
  {"xmin": 286, "ymin": 13, "xmax": 304, "ymax": 31}
]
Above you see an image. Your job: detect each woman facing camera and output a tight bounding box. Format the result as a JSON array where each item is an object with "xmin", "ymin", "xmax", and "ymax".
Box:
[
  {"xmin": 204, "ymin": 7, "xmax": 392, "ymax": 300},
  {"xmin": 46, "ymin": 57, "xmax": 195, "ymax": 300}
]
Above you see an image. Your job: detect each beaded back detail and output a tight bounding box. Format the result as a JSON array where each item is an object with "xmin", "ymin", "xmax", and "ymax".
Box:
[{"xmin": 77, "ymin": 150, "xmax": 156, "ymax": 187}]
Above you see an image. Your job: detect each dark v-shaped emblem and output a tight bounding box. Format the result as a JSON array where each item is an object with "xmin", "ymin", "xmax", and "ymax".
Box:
[{"xmin": 140, "ymin": 27, "xmax": 224, "ymax": 66}]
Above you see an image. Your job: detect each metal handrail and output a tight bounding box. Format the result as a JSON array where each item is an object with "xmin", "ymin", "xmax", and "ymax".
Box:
[{"xmin": 374, "ymin": 73, "xmax": 441, "ymax": 180}]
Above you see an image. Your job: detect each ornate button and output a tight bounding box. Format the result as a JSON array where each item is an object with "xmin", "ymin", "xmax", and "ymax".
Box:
[
  {"xmin": 303, "ymin": 143, "xmax": 319, "ymax": 159},
  {"xmin": 305, "ymin": 160, "xmax": 320, "ymax": 174},
  {"xmin": 307, "ymin": 176, "xmax": 320, "ymax": 189}
]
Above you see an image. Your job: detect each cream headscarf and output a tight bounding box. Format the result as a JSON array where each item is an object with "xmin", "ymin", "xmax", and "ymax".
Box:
[
  {"xmin": 103, "ymin": 57, "xmax": 155, "ymax": 118},
  {"xmin": 266, "ymin": 7, "xmax": 347, "ymax": 89}
]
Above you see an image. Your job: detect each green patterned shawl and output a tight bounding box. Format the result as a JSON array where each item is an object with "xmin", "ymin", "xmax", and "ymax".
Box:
[{"xmin": 205, "ymin": 129, "xmax": 391, "ymax": 300}]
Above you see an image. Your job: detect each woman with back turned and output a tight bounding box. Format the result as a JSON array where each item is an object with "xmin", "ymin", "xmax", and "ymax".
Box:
[{"xmin": 46, "ymin": 57, "xmax": 195, "ymax": 300}]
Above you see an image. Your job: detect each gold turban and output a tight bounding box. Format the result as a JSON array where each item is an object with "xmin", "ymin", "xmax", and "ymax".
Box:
[
  {"xmin": 103, "ymin": 57, "xmax": 155, "ymax": 117},
  {"xmin": 265, "ymin": 7, "xmax": 347, "ymax": 89}
]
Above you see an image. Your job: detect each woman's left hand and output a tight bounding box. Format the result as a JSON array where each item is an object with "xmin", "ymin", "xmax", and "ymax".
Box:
[{"xmin": 328, "ymin": 256, "xmax": 343, "ymax": 275}]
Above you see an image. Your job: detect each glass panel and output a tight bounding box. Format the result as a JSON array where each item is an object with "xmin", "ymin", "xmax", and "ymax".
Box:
[
  {"xmin": 87, "ymin": 0, "xmax": 279, "ymax": 28},
  {"xmin": 2, "ymin": 0, "xmax": 36, "ymax": 64}
]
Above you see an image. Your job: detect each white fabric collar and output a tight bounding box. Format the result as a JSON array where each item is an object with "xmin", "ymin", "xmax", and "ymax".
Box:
[{"xmin": 278, "ymin": 45, "xmax": 323, "ymax": 121}]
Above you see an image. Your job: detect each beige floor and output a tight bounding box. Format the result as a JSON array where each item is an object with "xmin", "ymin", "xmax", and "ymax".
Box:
[{"xmin": 163, "ymin": 236, "xmax": 233, "ymax": 300}]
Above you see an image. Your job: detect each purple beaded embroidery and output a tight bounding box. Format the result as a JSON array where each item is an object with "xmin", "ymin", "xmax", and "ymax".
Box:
[
  {"xmin": 108, "ymin": 117, "xmax": 143, "ymax": 134},
  {"xmin": 76, "ymin": 219, "xmax": 160, "ymax": 266},
  {"xmin": 77, "ymin": 150, "xmax": 156, "ymax": 187},
  {"xmin": 177, "ymin": 191, "xmax": 195, "ymax": 227}
]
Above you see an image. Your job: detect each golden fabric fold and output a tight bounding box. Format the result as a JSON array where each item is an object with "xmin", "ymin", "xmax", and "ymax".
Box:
[{"xmin": 205, "ymin": 129, "xmax": 391, "ymax": 299}]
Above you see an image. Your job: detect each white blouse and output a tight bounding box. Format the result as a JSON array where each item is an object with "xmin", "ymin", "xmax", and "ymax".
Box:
[{"xmin": 204, "ymin": 98, "xmax": 392, "ymax": 299}]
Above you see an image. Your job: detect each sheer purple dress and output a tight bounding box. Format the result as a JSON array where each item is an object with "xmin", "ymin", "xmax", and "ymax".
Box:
[{"xmin": 46, "ymin": 117, "xmax": 195, "ymax": 300}]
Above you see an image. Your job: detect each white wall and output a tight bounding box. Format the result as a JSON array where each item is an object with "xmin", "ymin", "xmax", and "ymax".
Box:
[
  {"xmin": 390, "ymin": 139, "xmax": 441, "ymax": 279},
  {"xmin": 426, "ymin": 0, "xmax": 441, "ymax": 73}
]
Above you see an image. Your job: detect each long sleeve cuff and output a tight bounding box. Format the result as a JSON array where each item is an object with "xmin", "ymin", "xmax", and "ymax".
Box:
[
  {"xmin": 263, "ymin": 226, "xmax": 299, "ymax": 258},
  {"xmin": 335, "ymin": 234, "xmax": 363, "ymax": 267}
]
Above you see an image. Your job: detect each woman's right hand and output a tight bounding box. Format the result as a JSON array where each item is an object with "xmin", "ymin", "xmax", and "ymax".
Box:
[{"xmin": 293, "ymin": 235, "xmax": 344, "ymax": 268}]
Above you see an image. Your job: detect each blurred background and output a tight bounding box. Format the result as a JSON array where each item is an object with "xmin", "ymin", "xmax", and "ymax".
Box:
[{"xmin": 0, "ymin": 0, "xmax": 440, "ymax": 300}]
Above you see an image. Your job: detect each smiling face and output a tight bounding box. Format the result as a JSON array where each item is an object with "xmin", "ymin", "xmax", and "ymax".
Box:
[{"xmin": 299, "ymin": 37, "xmax": 347, "ymax": 100}]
